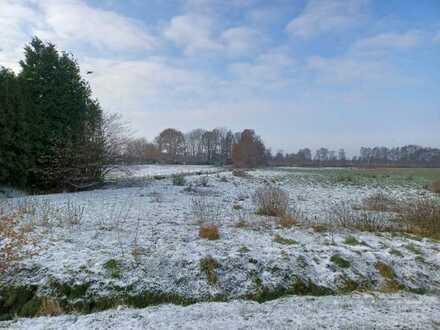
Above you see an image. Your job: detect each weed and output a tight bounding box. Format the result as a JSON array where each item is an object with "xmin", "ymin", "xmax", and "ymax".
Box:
[
  {"xmin": 200, "ymin": 256, "xmax": 219, "ymax": 285},
  {"xmin": 172, "ymin": 174, "xmax": 186, "ymax": 186},
  {"xmin": 375, "ymin": 261, "xmax": 402, "ymax": 292},
  {"xmin": 254, "ymin": 186, "xmax": 288, "ymax": 217},
  {"xmin": 104, "ymin": 259, "xmax": 123, "ymax": 279}
]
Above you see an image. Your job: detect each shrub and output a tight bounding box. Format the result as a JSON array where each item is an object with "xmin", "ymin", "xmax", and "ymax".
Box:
[
  {"xmin": 172, "ymin": 174, "xmax": 186, "ymax": 186},
  {"xmin": 397, "ymin": 198, "xmax": 440, "ymax": 239},
  {"xmin": 362, "ymin": 192, "xmax": 398, "ymax": 212},
  {"xmin": 0, "ymin": 207, "xmax": 34, "ymax": 272},
  {"xmin": 199, "ymin": 223, "xmax": 219, "ymax": 240},
  {"xmin": 191, "ymin": 196, "xmax": 221, "ymax": 224},
  {"xmin": 254, "ymin": 186, "xmax": 288, "ymax": 217},
  {"xmin": 431, "ymin": 180, "xmax": 440, "ymax": 193},
  {"xmin": 199, "ymin": 256, "xmax": 219, "ymax": 285}
]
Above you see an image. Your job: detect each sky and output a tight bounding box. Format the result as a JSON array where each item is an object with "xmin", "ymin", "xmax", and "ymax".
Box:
[{"xmin": 1, "ymin": 0, "xmax": 439, "ymax": 155}]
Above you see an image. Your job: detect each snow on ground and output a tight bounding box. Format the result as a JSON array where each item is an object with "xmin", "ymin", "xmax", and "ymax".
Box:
[
  {"xmin": 2, "ymin": 293, "xmax": 439, "ymax": 330},
  {"xmin": 1, "ymin": 167, "xmax": 439, "ymax": 326},
  {"xmin": 105, "ymin": 164, "xmax": 221, "ymax": 181}
]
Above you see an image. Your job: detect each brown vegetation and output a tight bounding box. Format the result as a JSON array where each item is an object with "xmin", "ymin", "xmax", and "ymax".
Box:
[
  {"xmin": 278, "ymin": 214, "xmax": 297, "ymax": 228},
  {"xmin": 397, "ymin": 198, "xmax": 440, "ymax": 239},
  {"xmin": 232, "ymin": 129, "xmax": 266, "ymax": 168},
  {"xmin": 0, "ymin": 206, "xmax": 34, "ymax": 272},
  {"xmin": 199, "ymin": 223, "xmax": 220, "ymax": 240},
  {"xmin": 431, "ymin": 180, "xmax": 440, "ymax": 193},
  {"xmin": 254, "ymin": 186, "xmax": 288, "ymax": 217}
]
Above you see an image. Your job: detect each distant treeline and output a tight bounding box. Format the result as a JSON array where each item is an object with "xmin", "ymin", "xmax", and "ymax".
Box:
[
  {"xmin": 0, "ymin": 38, "xmax": 109, "ymax": 192},
  {"xmin": 119, "ymin": 128, "xmax": 268, "ymax": 168},
  {"xmin": 269, "ymin": 146, "xmax": 440, "ymax": 167},
  {"xmin": 120, "ymin": 130, "xmax": 440, "ymax": 168}
]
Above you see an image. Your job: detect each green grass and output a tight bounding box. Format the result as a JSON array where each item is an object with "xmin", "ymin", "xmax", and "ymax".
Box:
[
  {"xmin": 343, "ymin": 235, "xmax": 360, "ymax": 246},
  {"xmin": 273, "ymin": 234, "xmax": 298, "ymax": 245},
  {"xmin": 405, "ymin": 243, "xmax": 423, "ymax": 255},
  {"xmin": 274, "ymin": 167, "xmax": 440, "ymax": 188},
  {"xmin": 330, "ymin": 254, "xmax": 351, "ymax": 268}
]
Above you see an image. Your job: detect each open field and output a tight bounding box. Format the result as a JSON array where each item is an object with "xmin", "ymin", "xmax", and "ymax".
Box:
[{"xmin": 1, "ymin": 166, "xmax": 439, "ymax": 329}]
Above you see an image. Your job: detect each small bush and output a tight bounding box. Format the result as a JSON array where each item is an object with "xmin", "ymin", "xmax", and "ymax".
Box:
[
  {"xmin": 431, "ymin": 180, "xmax": 440, "ymax": 193},
  {"xmin": 362, "ymin": 192, "xmax": 398, "ymax": 212},
  {"xmin": 200, "ymin": 256, "xmax": 219, "ymax": 285},
  {"xmin": 254, "ymin": 186, "xmax": 288, "ymax": 217},
  {"xmin": 172, "ymin": 174, "xmax": 186, "ymax": 186},
  {"xmin": 199, "ymin": 223, "xmax": 220, "ymax": 240},
  {"xmin": 0, "ymin": 208, "xmax": 34, "ymax": 272},
  {"xmin": 191, "ymin": 196, "xmax": 221, "ymax": 224},
  {"xmin": 397, "ymin": 198, "xmax": 440, "ymax": 239}
]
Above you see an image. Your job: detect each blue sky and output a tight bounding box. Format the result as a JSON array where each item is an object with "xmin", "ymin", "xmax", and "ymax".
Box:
[{"xmin": 1, "ymin": 0, "xmax": 439, "ymax": 155}]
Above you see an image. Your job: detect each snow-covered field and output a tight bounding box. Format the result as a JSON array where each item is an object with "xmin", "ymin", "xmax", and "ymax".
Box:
[
  {"xmin": 105, "ymin": 164, "xmax": 222, "ymax": 180},
  {"xmin": 2, "ymin": 293, "xmax": 439, "ymax": 330},
  {"xmin": 1, "ymin": 166, "xmax": 439, "ymax": 328}
]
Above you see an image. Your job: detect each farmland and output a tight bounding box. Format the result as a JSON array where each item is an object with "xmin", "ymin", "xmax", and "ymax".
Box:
[{"xmin": 1, "ymin": 166, "xmax": 439, "ymax": 329}]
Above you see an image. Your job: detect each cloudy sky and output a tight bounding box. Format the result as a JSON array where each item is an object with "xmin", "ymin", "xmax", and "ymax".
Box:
[{"xmin": 1, "ymin": 0, "xmax": 439, "ymax": 155}]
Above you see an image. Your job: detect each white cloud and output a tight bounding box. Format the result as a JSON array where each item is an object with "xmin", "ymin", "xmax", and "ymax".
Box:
[
  {"xmin": 229, "ymin": 48, "xmax": 296, "ymax": 87},
  {"xmin": 164, "ymin": 15, "xmax": 222, "ymax": 55},
  {"xmin": 352, "ymin": 31, "xmax": 421, "ymax": 51},
  {"xmin": 0, "ymin": 0, "xmax": 44, "ymax": 70},
  {"xmin": 164, "ymin": 14, "xmax": 261, "ymax": 56},
  {"xmin": 286, "ymin": 0, "xmax": 367, "ymax": 39},
  {"xmin": 34, "ymin": 0, "xmax": 156, "ymax": 51},
  {"xmin": 220, "ymin": 26, "xmax": 261, "ymax": 56}
]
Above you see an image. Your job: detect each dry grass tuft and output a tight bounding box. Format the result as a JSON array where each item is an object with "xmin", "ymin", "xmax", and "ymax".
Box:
[
  {"xmin": 375, "ymin": 261, "xmax": 402, "ymax": 293},
  {"xmin": 362, "ymin": 192, "xmax": 398, "ymax": 212},
  {"xmin": 278, "ymin": 214, "xmax": 297, "ymax": 228},
  {"xmin": 396, "ymin": 198, "xmax": 440, "ymax": 239},
  {"xmin": 254, "ymin": 185, "xmax": 288, "ymax": 217},
  {"xmin": 199, "ymin": 223, "xmax": 220, "ymax": 240},
  {"xmin": 191, "ymin": 196, "xmax": 221, "ymax": 224},
  {"xmin": 431, "ymin": 180, "xmax": 440, "ymax": 193},
  {"xmin": 232, "ymin": 169, "xmax": 248, "ymax": 177},
  {"xmin": 0, "ymin": 206, "xmax": 35, "ymax": 272},
  {"xmin": 199, "ymin": 256, "xmax": 219, "ymax": 285},
  {"xmin": 38, "ymin": 298, "xmax": 63, "ymax": 316}
]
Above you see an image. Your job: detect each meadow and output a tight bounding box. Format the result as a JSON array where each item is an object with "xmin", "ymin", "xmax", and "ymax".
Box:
[{"xmin": 1, "ymin": 166, "xmax": 439, "ymax": 329}]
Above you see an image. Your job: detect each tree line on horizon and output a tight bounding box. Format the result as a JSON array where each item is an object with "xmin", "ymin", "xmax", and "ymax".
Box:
[{"xmin": 120, "ymin": 130, "xmax": 440, "ymax": 168}]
